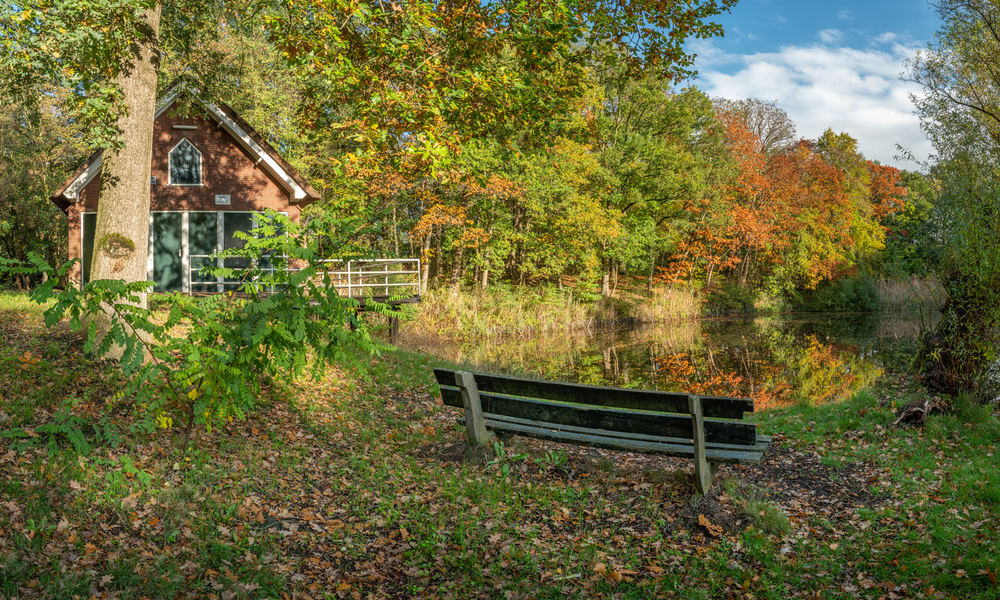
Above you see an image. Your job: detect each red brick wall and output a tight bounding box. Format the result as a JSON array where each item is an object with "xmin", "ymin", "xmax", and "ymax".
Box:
[{"xmin": 65, "ymin": 101, "xmax": 309, "ymax": 283}]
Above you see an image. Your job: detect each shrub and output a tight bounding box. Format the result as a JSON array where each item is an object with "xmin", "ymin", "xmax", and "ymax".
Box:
[
  {"xmin": 0, "ymin": 210, "xmax": 390, "ymax": 452},
  {"xmin": 796, "ymin": 275, "xmax": 881, "ymax": 313},
  {"xmin": 704, "ymin": 282, "xmax": 757, "ymax": 315}
]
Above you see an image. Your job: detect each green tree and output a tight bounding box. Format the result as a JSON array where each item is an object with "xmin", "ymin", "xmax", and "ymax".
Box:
[
  {"xmin": 0, "ymin": 91, "xmax": 88, "ymax": 287},
  {"xmin": 268, "ymin": 0, "xmax": 737, "ymax": 177},
  {"xmin": 876, "ymin": 170, "xmax": 942, "ymax": 277},
  {"xmin": 1, "ymin": 0, "xmax": 165, "ymax": 295},
  {"xmin": 589, "ymin": 75, "xmax": 726, "ymax": 292},
  {"xmin": 905, "ymin": 0, "xmax": 1000, "ymax": 398}
]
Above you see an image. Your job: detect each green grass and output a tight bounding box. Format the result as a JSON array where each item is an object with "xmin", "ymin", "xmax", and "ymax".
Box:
[{"xmin": 1, "ymin": 290, "xmax": 999, "ymax": 598}]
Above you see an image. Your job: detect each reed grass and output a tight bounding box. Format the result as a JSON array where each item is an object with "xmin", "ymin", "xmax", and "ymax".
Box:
[
  {"xmin": 397, "ymin": 283, "xmax": 700, "ymax": 343},
  {"xmin": 876, "ymin": 276, "xmax": 945, "ymax": 313}
]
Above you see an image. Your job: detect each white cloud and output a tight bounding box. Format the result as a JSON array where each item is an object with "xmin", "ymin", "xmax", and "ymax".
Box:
[
  {"xmin": 872, "ymin": 32, "xmax": 899, "ymax": 45},
  {"xmin": 690, "ymin": 36, "xmax": 931, "ymax": 169},
  {"xmin": 818, "ymin": 29, "xmax": 844, "ymax": 44},
  {"xmin": 837, "ymin": 10, "xmax": 854, "ymax": 20}
]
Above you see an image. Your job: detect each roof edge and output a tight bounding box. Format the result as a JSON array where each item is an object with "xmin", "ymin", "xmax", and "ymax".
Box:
[{"xmin": 50, "ymin": 83, "xmax": 321, "ymax": 211}]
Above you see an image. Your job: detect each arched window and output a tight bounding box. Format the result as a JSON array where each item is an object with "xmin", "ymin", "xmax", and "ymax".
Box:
[{"xmin": 169, "ymin": 138, "xmax": 202, "ymax": 185}]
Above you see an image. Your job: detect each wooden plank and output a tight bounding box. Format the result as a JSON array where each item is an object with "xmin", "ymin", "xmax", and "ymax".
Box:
[
  {"xmin": 689, "ymin": 395, "xmax": 715, "ymax": 494},
  {"xmin": 440, "ymin": 387, "xmax": 757, "ymax": 446},
  {"xmin": 433, "ymin": 368, "xmax": 753, "ymax": 418},
  {"xmin": 470, "ymin": 418, "xmax": 767, "ymax": 465},
  {"xmin": 456, "ymin": 371, "xmax": 489, "ymax": 447},
  {"xmin": 479, "ymin": 413, "xmax": 770, "ymax": 455}
]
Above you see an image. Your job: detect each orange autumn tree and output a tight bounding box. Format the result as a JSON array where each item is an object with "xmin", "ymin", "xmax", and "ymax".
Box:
[
  {"xmin": 866, "ymin": 160, "xmax": 908, "ymax": 221},
  {"xmin": 659, "ymin": 109, "xmax": 908, "ymax": 296},
  {"xmin": 717, "ymin": 111, "xmax": 785, "ymax": 287},
  {"xmin": 398, "ymin": 172, "xmax": 520, "ymax": 290},
  {"xmin": 765, "ymin": 140, "xmax": 857, "ymax": 288}
]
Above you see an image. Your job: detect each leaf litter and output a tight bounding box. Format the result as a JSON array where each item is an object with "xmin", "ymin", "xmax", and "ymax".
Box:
[{"xmin": 1, "ymin": 313, "xmax": 998, "ymax": 598}]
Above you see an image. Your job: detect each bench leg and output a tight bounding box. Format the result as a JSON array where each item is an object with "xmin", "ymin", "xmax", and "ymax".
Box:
[
  {"xmin": 689, "ymin": 395, "xmax": 718, "ymax": 495},
  {"xmin": 456, "ymin": 371, "xmax": 490, "ymax": 447}
]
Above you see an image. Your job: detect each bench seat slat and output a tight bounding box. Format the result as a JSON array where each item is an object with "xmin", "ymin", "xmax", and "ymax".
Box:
[
  {"xmin": 434, "ymin": 369, "xmax": 753, "ymax": 419},
  {"xmin": 472, "ymin": 413, "xmax": 772, "ymax": 455},
  {"xmin": 468, "ymin": 416, "xmax": 767, "ymax": 465},
  {"xmin": 441, "ymin": 386, "xmax": 758, "ymax": 446}
]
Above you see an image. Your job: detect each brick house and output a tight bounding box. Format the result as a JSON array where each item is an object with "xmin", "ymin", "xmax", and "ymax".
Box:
[{"xmin": 50, "ymin": 88, "xmax": 320, "ymax": 292}]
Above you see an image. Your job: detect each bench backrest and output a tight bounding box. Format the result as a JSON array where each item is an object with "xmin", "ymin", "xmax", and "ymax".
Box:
[{"xmin": 434, "ymin": 368, "xmax": 758, "ymax": 447}]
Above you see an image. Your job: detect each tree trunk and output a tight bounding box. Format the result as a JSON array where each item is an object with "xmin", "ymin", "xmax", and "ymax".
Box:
[
  {"xmin": 87, "ymin": 3, "xmax": 162, "ymax": 359},
  {"xmin": 601, "ymin": 272, "xmax": 610, "ymax": 296},
  {"xmin": 449, "ymin": 240, "xmax": 465, "ymax": 285},
  {"xmin": 431, "ymin": 225, "xmax": 443, "ymax": 287},
  {"xmin": 611, "ymin": 260, "xmax": 618, "ymax": 296},
  {"xmin": 481, "ymin": 262, "xmax": 489, "ymax": 290},
  {"xmin": 647, "ymin": 252, "xmax": 655, "ymax": 291},
  {"xmin": 420, "ymin": 234, "xmax": 431, "ymax": 293}
]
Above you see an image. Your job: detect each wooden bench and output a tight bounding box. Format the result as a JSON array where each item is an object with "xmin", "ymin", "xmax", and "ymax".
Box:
[{"xmin": 433, "ymin": 368, "xmax": 771, "ymax": 494}]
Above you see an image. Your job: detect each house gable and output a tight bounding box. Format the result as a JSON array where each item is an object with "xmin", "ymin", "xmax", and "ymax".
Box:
[
  {"xmin": 52, "ymin": 88, "xmax": 321, "ymax": 288},
  {"xmin": 51, "ymin": 89, "xmax": 319, "ymax": 212}
]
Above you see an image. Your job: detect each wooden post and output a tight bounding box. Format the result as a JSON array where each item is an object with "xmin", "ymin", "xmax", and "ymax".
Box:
[
  {"xmin": 390, "ymin": 315, "xmax": 399, "ymax": 344},
  {"xmin": 689, "ymin": 395, "xmax": 718, "ymax": 495},
  {"xmin": 456, "ymin": 371, "xmax": 490, "ymax": 447}
]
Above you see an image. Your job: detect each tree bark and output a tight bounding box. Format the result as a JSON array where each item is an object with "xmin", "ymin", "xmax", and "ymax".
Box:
[
  {"xmin": 91, "ymin": 4, "xmax": 161, "ymax": 287},
  {"xmin": 392, "ymin": 205, "xmax": 399, "ymax": 256},
  {"xmin": 420, "ymin": 234, "xmax": 431, "ymax": 293},
  {"xmin": 449, "ymin": 240, "xmax": 465, "ymax": 286},
  {"xmin": 430, "ymin": 225, "xmax": 443, "ymax": 287},
  {"xmin": 87, "ymin": 4, "xmax": 162, "ymax": 357}
]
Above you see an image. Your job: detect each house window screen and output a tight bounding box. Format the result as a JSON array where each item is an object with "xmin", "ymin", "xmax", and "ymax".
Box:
[
  {"xmin": 81, "ymin": 213, "xmax": 97, "ymax": 284},
  {"xmin": 169, "ymin": 138, "xmax": 202, "ymax": 185},
  {"xmin": 222, "ymin": 212, "xmax": 253, "ymax": 287},
  {"xmin": 189, "ymin": 212, "xmax": 218, "ymax": 293}
]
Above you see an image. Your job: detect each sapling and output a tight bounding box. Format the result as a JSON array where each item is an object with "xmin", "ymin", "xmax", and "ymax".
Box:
[{"xmin": 0, "ymin": 210, "xmax": 393, "ymax": 453}]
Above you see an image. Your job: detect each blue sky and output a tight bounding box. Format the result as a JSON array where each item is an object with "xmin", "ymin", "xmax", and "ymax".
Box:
[{"xmin": 685, "ymin": 0, "xmax": 941, "ymax": 169}]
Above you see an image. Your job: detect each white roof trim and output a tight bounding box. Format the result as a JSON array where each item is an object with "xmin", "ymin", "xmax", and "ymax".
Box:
[
  {"xmin": 156, "ymin": 88, "xmax": 308, "ymax": 202},
  {"xmin": 207, "ymin": 104, "xmax": 308, "ymax": 201},
  {"xmin": 62, "ymin": 155, "xmax": 103, "ymax": 201}
]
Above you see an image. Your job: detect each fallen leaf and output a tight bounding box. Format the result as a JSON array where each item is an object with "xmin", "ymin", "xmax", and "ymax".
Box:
[{"xmin": 698, "ymin": 514, "xmax": 723, "ymax": 537}]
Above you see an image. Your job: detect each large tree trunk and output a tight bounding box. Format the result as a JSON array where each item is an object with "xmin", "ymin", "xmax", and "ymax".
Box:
[{"xmin": 87, "ymin": 4, "xmax": 162, "ymax": 356}]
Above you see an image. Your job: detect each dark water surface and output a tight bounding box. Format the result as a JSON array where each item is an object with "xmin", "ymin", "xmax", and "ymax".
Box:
[{"xmin": 403, "ymin": 312, "xmax": 935, "ymax": 410}]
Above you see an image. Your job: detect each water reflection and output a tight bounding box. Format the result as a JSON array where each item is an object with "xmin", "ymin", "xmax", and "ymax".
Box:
[{"xmin": 402, "ymin": 312, "xmax": 933, "ymax": 410}]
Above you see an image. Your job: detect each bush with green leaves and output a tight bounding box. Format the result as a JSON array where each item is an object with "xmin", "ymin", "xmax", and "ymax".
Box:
[
  {"xmin": 0, "ymin": 210, "xmax": 393, "ymax": 452},
  {"xmin": 795, "ymin": 275, "xmax": 881, "ymax": 313}
]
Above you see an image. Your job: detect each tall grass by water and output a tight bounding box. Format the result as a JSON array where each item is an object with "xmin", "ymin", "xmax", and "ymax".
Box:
[
  {"xmin": 876, "ymin": 276, "xmax": 945, "ymax": 313},
  {"xmin": 398, "ymin": 283, "xmax": 700, "ymax": 344}
]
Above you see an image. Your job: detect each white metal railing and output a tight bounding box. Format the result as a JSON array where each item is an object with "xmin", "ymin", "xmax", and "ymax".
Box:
[
  {"xmin": 317, "ymin": 259, "xmax": 421, "ymax": 298},
  {"xmin": 186, "ymin": 257, "xmax": 420, "ymax": 299},
  {"xmin": 188, "ymin": 254, "xmax": 285, "ymax": 293}
]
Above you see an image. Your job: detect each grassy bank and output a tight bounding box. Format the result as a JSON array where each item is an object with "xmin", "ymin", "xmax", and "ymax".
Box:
[
  {"xmin": 2, "ymin": 293, "xmax": 999, "ymax": 599},
  {"xmin": 398, "ymin": 276, "xmax": 943, "ymax": 343},
  {"xmin": 400, "ymin": 284, "xmax": 700, "ymax": 343}
]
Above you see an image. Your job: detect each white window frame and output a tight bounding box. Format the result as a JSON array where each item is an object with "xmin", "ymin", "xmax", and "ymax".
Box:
[
  {"xmin": 167, "ymin": 138, "xmax": 204, "ymax": 186},
  {"xmin": 144, "ymin": 210, "xmax": 287, "ymax": 293}
]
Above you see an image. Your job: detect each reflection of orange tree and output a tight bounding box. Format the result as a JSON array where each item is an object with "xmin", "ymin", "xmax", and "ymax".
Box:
[
  {"xmin": 653, "ymin": 351, "xmax": 791, "ymax": 410},
  {"xmin": 793, "ymin": 336, "xmax": 882, "ymax": 407},
  {"xmin": 652, "ymin": 334, "xmax": 881, "ymax": 410}
]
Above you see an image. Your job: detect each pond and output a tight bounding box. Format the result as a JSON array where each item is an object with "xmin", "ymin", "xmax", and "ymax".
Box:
[{"xmin": 399, "ymin": 312, "xmax": 936, "ymax": 409}]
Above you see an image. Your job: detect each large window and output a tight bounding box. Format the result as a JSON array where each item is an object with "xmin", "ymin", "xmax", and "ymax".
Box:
[
  {"xmin": 138, "ymin": 211, "xmax": 287, "ymax": 293},
  {"xmin": 168, "ymin": 138, "xmax": 202, "ymax": 185}
]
